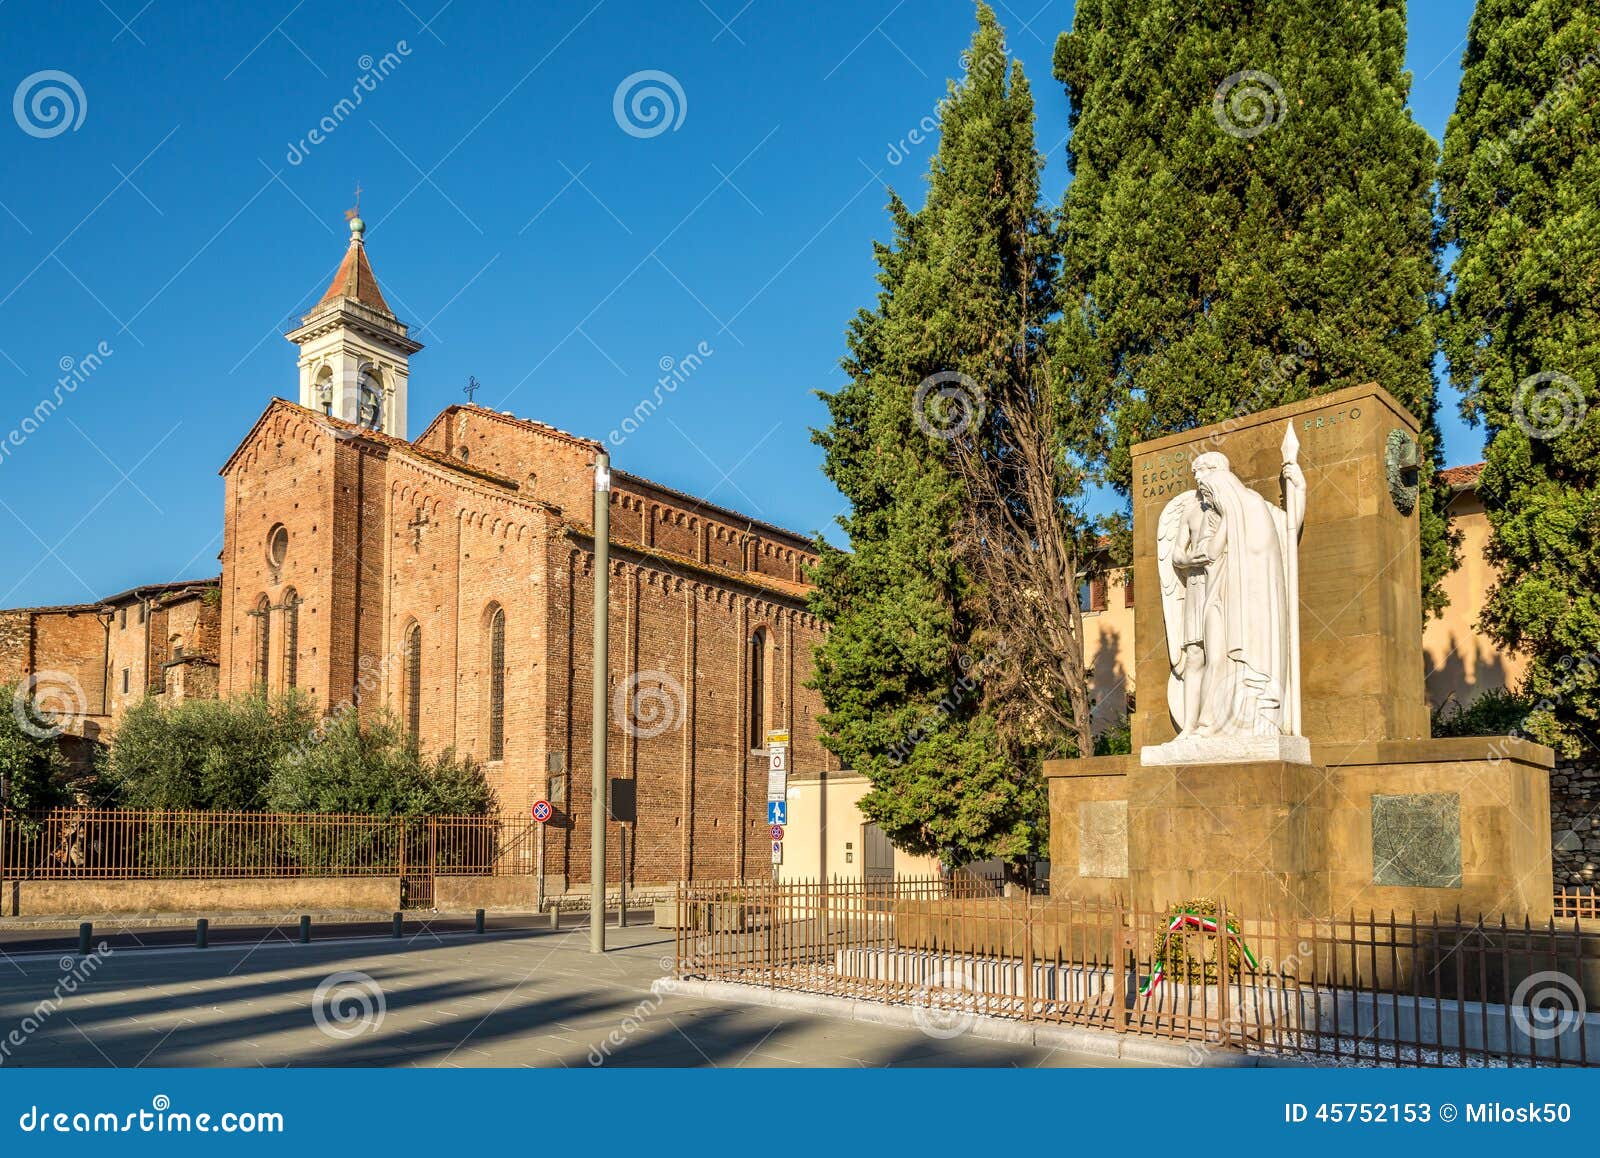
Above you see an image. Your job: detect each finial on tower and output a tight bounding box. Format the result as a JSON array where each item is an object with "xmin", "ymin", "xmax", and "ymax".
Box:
[{"xmin": 345, "ymin": 181, "xmax": 365, "ymax": 240}]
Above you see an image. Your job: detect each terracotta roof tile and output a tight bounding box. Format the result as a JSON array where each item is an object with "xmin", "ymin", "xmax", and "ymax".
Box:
[
  {"xmin": 1438, "ymin": 462, "xmax": 1484, "ymax": 491},
  {"xmin": 316, "ymin": 236, "xmax": 393, "ymax": 315}
]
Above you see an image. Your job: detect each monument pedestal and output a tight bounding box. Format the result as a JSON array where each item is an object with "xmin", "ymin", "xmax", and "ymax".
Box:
[
  {"xmin": 1128, "ymin": 759, "xmax": 1328, "ymax": 924},
  {"xmin": 1045, "ymin": 738, "xmax": 1555, "ymax": 923}
]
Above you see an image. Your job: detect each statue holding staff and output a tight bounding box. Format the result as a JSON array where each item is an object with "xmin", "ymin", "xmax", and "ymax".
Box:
[{"xmin": 1154, "ymin": 437, "xmax": 1306, "ymax": 751}]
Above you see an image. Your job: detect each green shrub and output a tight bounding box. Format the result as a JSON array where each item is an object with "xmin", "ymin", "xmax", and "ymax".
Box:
[
  {"xmin": 265, "ymin": 707, "xmax": 494, "ymax": 817},
  {"xmin": 103, "ymin": 693, "xmax": 317, "ymax": 810},
  {"xmin": 1093, "ymin": 715, "xmax": 1132, "ymax": 757},
  {"xmin": 1430, "ymin": 687, "xmax": 1538, "ymax": 739},
  {"xmin": 0, "ymin": 681, "xmax": 74, "ymax": 815}
]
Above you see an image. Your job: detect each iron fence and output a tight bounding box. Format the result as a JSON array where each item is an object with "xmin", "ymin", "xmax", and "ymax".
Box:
[
  {"xmin": 0, "ymin": 808, "xmax": 538, "ymax": 882},
  {"xmin": 674, "ymin": 877, "xmax": 1600, "ymax": 1067}
]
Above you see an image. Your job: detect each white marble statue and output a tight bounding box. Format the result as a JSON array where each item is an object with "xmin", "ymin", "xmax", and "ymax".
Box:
[{"xmin": 1143, "ymin": 426, "xmax": 1308, "ymax": 765}]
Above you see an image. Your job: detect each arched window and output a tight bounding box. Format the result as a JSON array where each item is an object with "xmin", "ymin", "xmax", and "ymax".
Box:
[
  {"xmin": 252, "ymin": 595, "xmax": 271, "ymax": 691},
  {"xmin": 281, "ymin": 588, "xmax": 300, "ymax": 690},
  {"xmin": 402, "ymin": 621, "xmax": 422, "ymax": 745},
  {"xmin": 486, "ymin": 605, "xmax": 506, "ymax": 761},
  {"xmin": 748, "ymin": 627, "xmax": 767, "ymax": 750},
  {"xmin": 314, "ymin": 365, "xmax": 334, "ymax": 415},
  {"xmin": 358, "ymin": 366, "xmax": 384, "ymax": 429}
]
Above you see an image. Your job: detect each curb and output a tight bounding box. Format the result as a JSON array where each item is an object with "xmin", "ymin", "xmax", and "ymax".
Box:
[{"xmin": 651, "ymin": 977, "xmax": 1264, "ymax": 1067}]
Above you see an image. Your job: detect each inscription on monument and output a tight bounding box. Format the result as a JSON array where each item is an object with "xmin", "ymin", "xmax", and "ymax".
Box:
[
  {"xmin": 1139, "ymin": 450, "xmax": 1193, "ymax": 501},
  {"xmin": 1077, "ymin": 800, "xmax": 1129, "ymax": 878},
  {"xmin": 1371, "ymin": 792, "xmax": 1462, "ymax": 888},
  {"xmin": 1298, "ymin": 403, "xmax": 1363, "ymax": 433}
]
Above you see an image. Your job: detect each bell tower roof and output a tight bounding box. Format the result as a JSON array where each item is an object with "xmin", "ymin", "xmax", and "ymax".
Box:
[
  {"xmin": 285, "ymin": 202, "xmax": 421, "ymax": 439},
  {"xmin": 315, "ymin": 214, "xmax": 394, "ymax": 316}
]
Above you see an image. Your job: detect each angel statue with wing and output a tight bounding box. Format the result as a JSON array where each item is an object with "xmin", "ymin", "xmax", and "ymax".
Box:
[{"xmin": 1154, "ymin": 446, "xmax": 1306, "ymax": 754}]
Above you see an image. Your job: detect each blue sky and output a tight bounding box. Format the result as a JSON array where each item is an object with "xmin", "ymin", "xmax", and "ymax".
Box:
[{"xmin": 0, "ymin": 0, "xmax": 1477, "ymax": 608}]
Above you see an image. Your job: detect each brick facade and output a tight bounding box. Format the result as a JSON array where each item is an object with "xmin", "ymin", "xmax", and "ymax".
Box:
[
  {"xmin": 218, "ymin": 398, "xmax": 832, "ymax": 887},
  {"xmin": 0, "ymin": 582, "xmax": 218, "ymax": 742}
]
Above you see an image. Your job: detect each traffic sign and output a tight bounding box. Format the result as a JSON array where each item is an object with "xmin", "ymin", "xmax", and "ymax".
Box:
[
  {"xmin": 531, "ymin": 800, "xmax": 553, "ymax": 823},
  {"xmin": 766, "ymin": 800, "xmax": 787, "ymax": 826},
  {"xmin": 770, "ymin": 840, "xmax": 783, "ymax": 864},
  {"xmin": 769, "ymin": 824, "xmax": 785, "ymax": 841},
  {"xmin": 765, "ymin": 731, "xmax": 790, "ymax": 803}
]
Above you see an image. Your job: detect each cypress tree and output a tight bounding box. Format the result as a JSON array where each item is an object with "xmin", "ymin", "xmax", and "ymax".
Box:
[
  {"xmin": 1054, "ymin": 0, "xmax": 1456, "ymax": 610},
  {"xmin": 1438, "ymin": 1, "xmax": 1600, "ymax": 755},
  {"xmin": 810, "ymin": 6, "xmax": 1062, "ymax": 874}
]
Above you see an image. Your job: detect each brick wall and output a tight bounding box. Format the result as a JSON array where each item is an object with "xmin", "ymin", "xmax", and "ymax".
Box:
[
  {"xmin": 0, "ymin": 610, "xmax": 31, "ymax": 683},
  {"xmin": 18, "ymin": 608, "xmax": 109, "ymax": 716},
  {"xmin": 220, "ymin": 406, "xmax": 339, "ymax": 705},
  {"xmin": 542, "ymin": 536, "xmax": 830, "ymax": 887}
]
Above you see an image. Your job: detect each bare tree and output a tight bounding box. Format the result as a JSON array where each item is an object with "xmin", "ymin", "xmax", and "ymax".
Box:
[{"xmin": 947, "ymin": 350, "xmax": 1096, "ymax": 759}]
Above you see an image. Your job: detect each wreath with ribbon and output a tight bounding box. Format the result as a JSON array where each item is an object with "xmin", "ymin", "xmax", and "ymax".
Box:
[{"xmin": 1141, "ymin": 898, "xmax": 1260, "ymax": 996}]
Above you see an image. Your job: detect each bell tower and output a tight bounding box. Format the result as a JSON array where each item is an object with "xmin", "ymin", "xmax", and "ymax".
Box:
[{"xmin": 286, "ymin": 209, "xmax": 422, "ymax": 438}]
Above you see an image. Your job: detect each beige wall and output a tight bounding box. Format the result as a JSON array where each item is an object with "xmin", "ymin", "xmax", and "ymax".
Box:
[
  {"xmin": 1084, "ymin": 572, "xmax": 1136, "ymax": 733},
  {"xmin": 5, "ymin": 876, "xmax": 400, "ymax": 917},
  {"xmin": 1424, "ymin": 490, "xmax": 1526, "ymax": 711},
  {"xmin": 778, "ymin": 772, "xmax": 940, "ymax": 882}
]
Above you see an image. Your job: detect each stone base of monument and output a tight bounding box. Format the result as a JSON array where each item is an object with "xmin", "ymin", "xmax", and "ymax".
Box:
[
  {"xmin": 1044, "ymin": 737, "xmax": 1556, "ymax": 925},
  {"xmin": 1138, "ymin": 733, "xmax": 1311, "ymax": 767}
]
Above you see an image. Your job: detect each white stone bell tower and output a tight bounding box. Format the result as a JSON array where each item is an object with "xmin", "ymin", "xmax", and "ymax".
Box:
[{"xmin": 285, "ymin": 212, "xmax": 422, "ymax": 438}]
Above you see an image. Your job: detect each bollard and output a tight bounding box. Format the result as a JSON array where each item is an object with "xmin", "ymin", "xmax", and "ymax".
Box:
[
  {"xmin": 549, "ymin": 906, "xmax": 560, "ymax": 930},
  {"xmin": 195, "ymin": 918, "xmax": 208, "ymax": 949},
  {"xmin": 299, "ymin": 915, "xmax": 311, "ymax": 943},
  {"xmin": 392, "ymin": 912, "xmax": 403, "ymax": 939},
  {"xmin": 77, "ymin": 922, "xmax": 92, "ymax": 956},
  {"xmin": 474, "ymin": 908, "xmax": 485, "ymax": 935}
]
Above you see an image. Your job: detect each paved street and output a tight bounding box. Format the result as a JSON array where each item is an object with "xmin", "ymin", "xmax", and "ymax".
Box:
[{"xmin": 0, "ymin": 922, "xmax": 1140, "ymax": 1068}]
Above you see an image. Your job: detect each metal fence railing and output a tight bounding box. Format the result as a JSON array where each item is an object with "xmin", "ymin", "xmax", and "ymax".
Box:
[
  {"xmin": 0, "ymin": 808, "xmax": 537, "ymax": 881},
  {"xmin": 674, "ymin": 877, "xmax": 1600, "ymax": 1068}
]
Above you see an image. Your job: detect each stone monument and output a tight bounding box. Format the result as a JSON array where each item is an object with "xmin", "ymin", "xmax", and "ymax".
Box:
[{"xmin": 1045, "ymin": 383, "xmax": 1554, "ymax": 923}]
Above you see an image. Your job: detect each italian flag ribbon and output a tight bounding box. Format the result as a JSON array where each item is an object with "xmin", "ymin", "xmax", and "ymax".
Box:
[{"xmin": 1139, "ymin": 911, "xmax": 1260, "ymax": 996}]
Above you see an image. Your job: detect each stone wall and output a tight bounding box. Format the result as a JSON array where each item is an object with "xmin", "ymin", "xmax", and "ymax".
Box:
[
  {"xmin": 4, "ymin": 876, "xmax": 401, "ymax": 917},
  {"xmin": 1552, "ymin": 753, "xmax": 1600, "ymax": 885}
]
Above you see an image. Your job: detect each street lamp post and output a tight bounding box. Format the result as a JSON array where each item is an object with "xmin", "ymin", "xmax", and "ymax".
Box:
[{"xmin": 589, "ymin": 451, "xmax": 611, "ymax": 954}]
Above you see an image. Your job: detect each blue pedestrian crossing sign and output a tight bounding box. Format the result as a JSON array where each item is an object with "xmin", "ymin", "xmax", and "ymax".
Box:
[{"xmin": 767, "ymin": 800, "xmax": 787, "ymax": 826}]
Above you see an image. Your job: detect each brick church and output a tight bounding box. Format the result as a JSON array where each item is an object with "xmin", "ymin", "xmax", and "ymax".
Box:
[{"xmin": 7, "ymin": 215, "xmax": 834, "ymax": 889}]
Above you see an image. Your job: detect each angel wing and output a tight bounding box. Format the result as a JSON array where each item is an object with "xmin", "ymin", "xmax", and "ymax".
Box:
[
  {"xmin": 1157, "ymin": 490, "xmax": 1199, "ymax": 728},
  {"xmin": 1156, "ymin": 490, "xmax": 1198, "ymax": 671}
]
